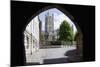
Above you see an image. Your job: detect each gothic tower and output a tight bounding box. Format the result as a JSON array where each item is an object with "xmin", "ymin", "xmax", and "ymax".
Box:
[{"xmin": 45, "ymin": 12, "xmax": 54, "ymax": 43}]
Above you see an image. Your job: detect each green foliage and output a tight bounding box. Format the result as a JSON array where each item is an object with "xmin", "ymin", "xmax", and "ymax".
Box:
[{"xmin": 58, "ymin": 20, "xmax": 74, "ymax": 42}]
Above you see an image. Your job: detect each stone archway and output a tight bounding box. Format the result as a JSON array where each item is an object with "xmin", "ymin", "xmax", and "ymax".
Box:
[
  {"xmin": 11, "ymin": 1, "xmax": 95, "ymax": 66},
  {"xmin": 75, "ymin": 32, "xmax": 83, "ymax": 56},
  {"xmin": 24, "ymin": 6, "xmax": 83, "ymax": 64}
]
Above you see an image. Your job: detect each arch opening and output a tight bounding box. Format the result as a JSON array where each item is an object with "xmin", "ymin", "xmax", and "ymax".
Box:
[{"xmin": 24, "ymin": 6, "xmax": 83, "ymax": 64}]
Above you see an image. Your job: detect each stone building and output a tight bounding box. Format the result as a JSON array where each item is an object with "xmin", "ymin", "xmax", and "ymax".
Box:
[
  {"xmin": 45, "ymin": 12, "xmax": 54, "ymax": 42},
  {"xmin": 24, "ymin": 16, "xmax": 40, "ymax": 55}
]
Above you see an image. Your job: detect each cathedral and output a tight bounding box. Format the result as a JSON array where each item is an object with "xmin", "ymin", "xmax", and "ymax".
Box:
[
  {"xmin": 45, "ymin": 12, "xmax": 54, "ymax": 42},
  {"xmin": 39, "ymin": 12, "xmax": 58, "ymax": 46}
]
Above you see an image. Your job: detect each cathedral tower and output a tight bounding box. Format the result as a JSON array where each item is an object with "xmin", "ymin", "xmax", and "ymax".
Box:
[{"xmin": 45, "ymin": 12, "xmax": 54, "ymax": 42}]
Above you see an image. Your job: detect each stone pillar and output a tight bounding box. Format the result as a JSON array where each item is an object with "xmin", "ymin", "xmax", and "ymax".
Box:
[{"xmin": 76, "ymin": 32, "xmax": 83, "ymax": 56}]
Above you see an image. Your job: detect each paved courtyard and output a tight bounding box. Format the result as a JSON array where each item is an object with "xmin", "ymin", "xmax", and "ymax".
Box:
[{"xmin": 26, "ymin": 45, "xmax": 76, "ymax": 64}]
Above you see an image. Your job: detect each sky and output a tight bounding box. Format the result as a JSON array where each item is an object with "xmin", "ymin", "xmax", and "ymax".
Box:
[{"xmin": 39, "ymin": 8, "xmax": 77, "ymax": 33}]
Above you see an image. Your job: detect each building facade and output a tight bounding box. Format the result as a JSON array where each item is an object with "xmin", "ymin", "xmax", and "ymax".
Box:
[{"xmin": 24, "ymin": 16, "xmax": 40, "ymax": 55}]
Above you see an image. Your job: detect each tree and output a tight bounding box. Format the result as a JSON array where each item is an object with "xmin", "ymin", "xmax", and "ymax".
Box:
[{"xmin": 58, "ymin": 20, "xmax": 74, "ymax": 45}]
